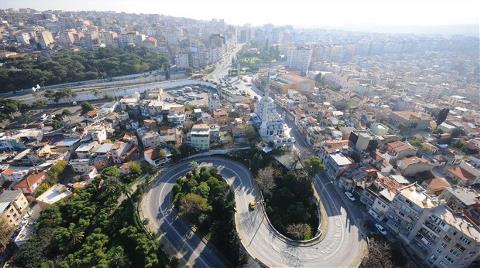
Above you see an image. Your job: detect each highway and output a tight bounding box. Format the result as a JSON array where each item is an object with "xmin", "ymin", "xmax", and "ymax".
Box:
[{"xmin": 141, "ymin": 157, "xmax": 366, "ymax": 267}]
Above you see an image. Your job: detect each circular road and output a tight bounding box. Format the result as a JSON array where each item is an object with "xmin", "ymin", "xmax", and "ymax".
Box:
[{"xmin": 140, "ymin": 156, "xmax": 366, "ymax": 267}]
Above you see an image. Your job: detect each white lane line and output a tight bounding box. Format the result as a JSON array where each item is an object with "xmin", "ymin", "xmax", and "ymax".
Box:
[{"xmin": 155, "ymin": 165, "xmax": 211, "ymax": 268}]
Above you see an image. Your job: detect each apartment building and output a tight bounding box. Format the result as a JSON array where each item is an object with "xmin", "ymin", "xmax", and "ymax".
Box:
[
  {"xmin": 386, "ymin": 184, "xmax": 480, "ymax": 267},
  {"xmin": 287, "ymin": 46, "xmax": 312, "ymax": 74},
  {"xmin": 189, "ymin": 124, "xmax": 210, "ymax": 150},
  {"xmin": 0, "ymin": 190, "xmax": 29, "ymax": 228},
  {"xmin": 389, "ymin": 111, "xmax": 432, "ymax": 130},
  {"xmin": 140, "ymin": 131, "xmax": 162, "ymax": 149}
]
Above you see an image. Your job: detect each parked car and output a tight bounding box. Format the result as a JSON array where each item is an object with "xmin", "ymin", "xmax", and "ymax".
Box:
[
  {"xmin": 375, "ymin": 223, "xmax": 387, "ymax": 235},
  {"xmin": 344, "ymin": 191, "xmax": 356, "ymax": 202}
]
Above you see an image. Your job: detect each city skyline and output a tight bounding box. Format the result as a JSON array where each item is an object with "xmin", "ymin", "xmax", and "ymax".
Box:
[{"xmin": 1, "ymin": 0, "xmax": 479, "ymax": 29}]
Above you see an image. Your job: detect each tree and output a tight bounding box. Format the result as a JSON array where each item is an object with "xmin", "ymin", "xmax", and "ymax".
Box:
[
  {"xmin": 129, "ymin": 161, "xmax": 142, "ymax": 175},
  {"xmin": 46, "ymin": 160, "xmax": 67, "ymax": 184},
  {"xmin": 102, "ymin": 166, "xmax": 121, "ymax": 178},
  {"xmin": 303, "ymin": 156, "xmax": 325, "ymax": 177},
  {"xmin": 432, "ymin": 128, "xmax": 444, "ymax": 135},
  {"xmin": 108, "ymin": 246, "xmax": 130, "ymax": 268},
  {"xmin": 435, "ymin": 108, "xmax": 450, "ymax": 126},
  {"xmin": 257, "ymin": 166, "xmax": 276, "ymax": 195},
  {"xmin": 451, "ymin": 127, "xmax": 465, "ymax": 138},
  {"xmin": 61, "ymin": 109, "xmax": 72, "ymax": 117},
  {"xmin": 0, "ymin": 216, "xmax": 14, "ymax": 249},
  {"xmin": 178, "ymin": 193, "xmax": 212, "ymax": 222},
  {"xmin": 314, "ymin": 72, "xmax": 324, "ymax": 87},
  {"xmin": 360, "ymin": 238, "xmax": 394, "ymax": 268},
  {"xmin": 286, "ymin": 223, "xmax": 312, "ymax": 240},
  {"xmin": 244, "ymin": 125, "xmax": 257, "ymax": 143},
  {"xmin": 81, "ymin": 102, "xmax": 95, "ymax": 114},
  {"xmin": 158, "ymin": 149, "xmax": 166, "ymax": 159},
  {"xmin": 55, "ymin": 223, "xmax": 85, "ymax": 250}
]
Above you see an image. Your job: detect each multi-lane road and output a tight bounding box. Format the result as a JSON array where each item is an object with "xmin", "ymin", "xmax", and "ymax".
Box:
[{"xmin": 141, "ymin": 156, "xmax": 366, "ymax": 267}]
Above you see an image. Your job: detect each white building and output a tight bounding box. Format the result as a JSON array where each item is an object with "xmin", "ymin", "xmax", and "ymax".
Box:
[
  {"xmin": 385, "ymin": 184, "xmax": 480, "ymax": 268},
  {"xmin": 255, "ymin": 74, "xmax": 295, "ymax": 149},
  {"xmin": 175, "ymin": 53, "xmax": 190, "ymax": 69},
  {"xmin": 86, "ymin": 126, "xmax": 107, "ymax": 143},
  {"xmin": 69, "ymin": 158, "xmax": 92, "ymax": 174},
  {"xmin": 287, "ymin": 46, "xmax": 312, "ymax": 74},
  {"xmin": 140, "ymin": 131, "xmax": 162, "ymax": 149},
  {"xmin": 189, "ymin": 124, "xmax": 210, "ymax": 150}
]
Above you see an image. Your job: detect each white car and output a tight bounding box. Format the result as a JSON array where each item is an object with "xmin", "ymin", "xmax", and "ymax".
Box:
[
  {"xmin": 375, "ymin": 223, "xmax": 387, "ymax": 235},
  {"xmin": 344, "ymin": 191, "xmax": 356, "ymax": 202}
]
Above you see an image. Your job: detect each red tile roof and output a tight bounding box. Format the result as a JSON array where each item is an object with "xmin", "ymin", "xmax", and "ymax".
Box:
[
  {"xmin": 448, "ymin": 166, "xmax": 475, "ymax": 182},
  {"xmin": 13, "ymin": 171, "xmax": 46, "ymax": 194}
]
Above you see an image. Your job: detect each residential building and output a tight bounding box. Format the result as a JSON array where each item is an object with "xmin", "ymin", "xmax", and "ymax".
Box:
[
  {"xmin": 75, "ymin": 141, "xmax": 99, "ymax": 159},
  {"xmin": 69, "ymin": 158, "xmax": 92, "ymax": 174},
  {"xmin": 397, "ymin": 156, "xmax": 433, "ymax": 176},
  {"xmin": 86, "ymin": 126, "xmax": 107, "ymax": 143},
  {"xmin": 385, "ymin": 184, "xmax": 480, "ymax": 267},
  {"xmin": 440, "ymin": 187, "xmax": 480, "ymax": 226},
  {"xmin": 272, "ymin": 73, "xmax": 315, "ymax": 93},
  {"xmin": 0, "ymin": 190, "xmax": 28, "ymax": 228},
  {"xmin": 144, "ymin": 148, "xmax": 171, "ymax": 167},
  {"xmin": 13, "ymin": 171, "xmax": 47, "ymax": 195},
  {"xmin": 389, "ymin": 111, "xmax": 432, "ymax": 130},
  {"xmin": 386, "ymin": 141, "xmax": 418, "ymax": 160},
  {"xmin": 37, "ymin": 30, "xmax": 55, "ymax": 49},
  {"xmin": 189, "ymin": 124, "xmax": 210, "ymax": 150},
  {"xmin": 447, "ymin": 161, "xmax": 480, "ymax": 186},
  {"xmin": 287, "ymin": 46, "xmax": 312, "ymax": 74},
  {"xmin": 318, "ymin": 147, "xmax": 354, "ymax": 179},
  {"xmin": 140, "ymin": 131, "xmax": 162, "ymax": 149}
]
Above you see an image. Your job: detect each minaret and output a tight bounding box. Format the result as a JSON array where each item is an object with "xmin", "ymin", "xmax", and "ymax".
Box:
[
  {"xmin": 260, "ymin": 71, "xmax": 271, "ymax": 137},
  {"xmin": 261, "ymin": 71, "xmax": 271, "ymax": 122}
]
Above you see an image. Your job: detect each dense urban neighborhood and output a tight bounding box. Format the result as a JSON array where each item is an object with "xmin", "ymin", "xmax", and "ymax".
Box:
[{"xmin": 0, "ymin": 5, "xmax": 479, "ymax": 268}]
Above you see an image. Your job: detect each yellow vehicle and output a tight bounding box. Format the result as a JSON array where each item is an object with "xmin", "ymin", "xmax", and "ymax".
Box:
[{"xmin": 248, "ymin": 199, "xmax": 256, "ymax": 210}]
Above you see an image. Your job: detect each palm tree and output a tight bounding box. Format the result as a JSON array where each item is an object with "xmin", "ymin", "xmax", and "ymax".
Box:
[
  {"xmin": 109, "ymin": 246, "xmax": 129, "ymax": 268},
  {"xmin": 67, "ymin": 223, "xmax": 84, "ymax": 247}
]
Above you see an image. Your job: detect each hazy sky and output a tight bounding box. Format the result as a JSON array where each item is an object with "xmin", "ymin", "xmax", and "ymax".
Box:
[{"xmin": 1, "ymin": 0, "xmax": 479, "ymax": 27}]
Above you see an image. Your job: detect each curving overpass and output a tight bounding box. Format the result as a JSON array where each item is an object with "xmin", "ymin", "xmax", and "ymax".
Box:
[{"xmin": 140, "ymin": 156, "xmax": 366, "ymax": 267}]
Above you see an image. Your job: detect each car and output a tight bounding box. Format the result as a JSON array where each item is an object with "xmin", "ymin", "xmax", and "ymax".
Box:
[
  {"xmin": 344, "ymin": 191, "xmax": 356, "ymax": 202},
  {"xmin": 375, "ymin": 223, "xmax": 387, "ymax": 235},
  {"xmin": 248, "ymin": 199, "xmax": 256, "ymax": 211}
]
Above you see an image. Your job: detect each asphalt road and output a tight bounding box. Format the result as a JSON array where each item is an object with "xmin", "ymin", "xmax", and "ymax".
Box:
[{"xmin": 141, "ymin": 157, "xmax": 366, "ymax": 267}]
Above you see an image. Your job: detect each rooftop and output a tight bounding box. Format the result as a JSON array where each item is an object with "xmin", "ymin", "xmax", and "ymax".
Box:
[
  {"xmin": 448, "ymin": 166, "xmax": 475, "ymax": 182},
  {"xmin": 95, "ymin": 143, "xmax": 113, "ymax": 154},
  {"xmin": 399, "ymin": 184, "xmax": 437, "ymax": 209},
  {"xmin": 444, "ymin": 187, "xmax": 479, "ymax": 206},
  {"xmin": 433, "ymin": 205, "xmax": 480, "ymax": 242},
  {"xmin": 36, "ymin": 184, "xmax": 72, "ymax": 205},
  {"xmin": 75, "ymin": 142, "xmax": 97, "ymax": 152},
  {"xmin": 330, "ymin": 153, "xmax": 353, "ymax": 166}
]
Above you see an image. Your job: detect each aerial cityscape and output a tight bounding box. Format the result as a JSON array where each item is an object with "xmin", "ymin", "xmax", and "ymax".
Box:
[{"xmin": 0, "ymin": 0, "xmax": 479, "ymax": 267}]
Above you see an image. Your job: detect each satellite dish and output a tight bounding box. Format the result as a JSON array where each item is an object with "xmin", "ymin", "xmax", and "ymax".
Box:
[
  {"xmin": 36, "ymin": 84, "xmax": 40, "ymax": 89},
  {"xmin": 32, "ymin": 87, "xmax": 36, "ymax": 92}
]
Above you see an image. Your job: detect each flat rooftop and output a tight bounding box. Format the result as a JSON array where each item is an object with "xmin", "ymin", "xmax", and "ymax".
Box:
[
  {"xmin": 399, "ymin": 184, "xmax": 436, "ymax": 208},
  {"xmin": 36, "ymin": 184, "xmax": 72, "ymax": 205},
  {"xmin": 331, "ymin": 153, "xmax": 352, "ymax": 166}
]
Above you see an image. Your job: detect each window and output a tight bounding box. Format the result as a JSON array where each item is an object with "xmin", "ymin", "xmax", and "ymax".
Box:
[
  {"xmin": 444, "ymin": 255, "xmax": 454, "ymax": 264},
  {"xmin": 436, "ymin": 248, "xmax": 442, "ymax": 254},
  {"xmin": 441, "ymin": 242, "xmax": 447, "ymax": 248},
  {"xmin": 443, "ymin": 235, "xmax": 451, "ymax": 242},
  {"xmin": 461, "ymin": 236, "xmax": 472, "ymax": 245}
]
